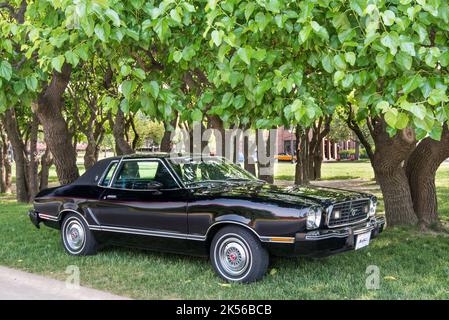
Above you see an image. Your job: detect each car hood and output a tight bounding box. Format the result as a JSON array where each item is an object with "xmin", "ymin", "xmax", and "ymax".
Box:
[{"xmin": 191, "ymin": 182, "xmax": 371, "ymax": 208}]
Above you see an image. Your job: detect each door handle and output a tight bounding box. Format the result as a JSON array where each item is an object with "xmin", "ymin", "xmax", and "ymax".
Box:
[{"xmin": 104, "ymin": 194, "xmax": 117, "ymax": 200}]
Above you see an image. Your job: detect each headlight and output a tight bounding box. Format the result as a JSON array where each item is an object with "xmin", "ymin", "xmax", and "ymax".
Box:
[
  {"xmin": 306, "ymin": 207, "xmax": 322, "ymax": 230},
  {"xmin": 369, "ymin": 198, "xmax": 377, "ymax": 217}
]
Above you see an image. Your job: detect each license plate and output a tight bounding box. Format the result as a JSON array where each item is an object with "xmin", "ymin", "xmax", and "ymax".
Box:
[{"xmin": 355, "ymin": 231, "xmax": 371, "ymax": 250}]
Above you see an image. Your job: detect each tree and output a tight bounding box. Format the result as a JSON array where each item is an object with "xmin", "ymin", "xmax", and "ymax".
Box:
[{"xmin": 312, "ymin": 1, "xmax": 449, "ymax": 227}]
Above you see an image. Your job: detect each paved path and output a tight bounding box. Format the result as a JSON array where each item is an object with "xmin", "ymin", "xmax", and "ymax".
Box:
[{"xmin": 0, "ymin": 266, "xmax": 130, "ymax": 300}]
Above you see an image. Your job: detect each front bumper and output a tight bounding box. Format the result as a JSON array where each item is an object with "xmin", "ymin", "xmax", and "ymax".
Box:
[
  {"xmin": 28, "ymin": 209, "xmax": 41, "ymax": 229},
  {"xmin": 268, "ymin": 216, "xmax": 385, "ymax": 257}
]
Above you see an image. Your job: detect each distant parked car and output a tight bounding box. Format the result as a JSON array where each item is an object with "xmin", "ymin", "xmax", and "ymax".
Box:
[
  {"xmin": 274, "ymin": 152, "xmax": 296, "ymax": 161},
  {"xmin": 29, "ymin": 154, "xmax": 384, "ymax": 283}
]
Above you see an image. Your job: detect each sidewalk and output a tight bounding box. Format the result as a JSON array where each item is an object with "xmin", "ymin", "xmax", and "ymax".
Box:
[{"xmin": 0, "ymin": 266, "xmax": 130, "ymax": 300}]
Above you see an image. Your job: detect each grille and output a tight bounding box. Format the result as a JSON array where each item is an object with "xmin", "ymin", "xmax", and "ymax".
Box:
[{"xmin": 328, "ymin": 199, "xmax": 370, "ymax": 227}]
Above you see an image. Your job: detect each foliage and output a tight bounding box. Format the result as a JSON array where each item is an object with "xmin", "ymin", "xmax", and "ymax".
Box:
[{"xmin": 133, "ymin": 113, "xmax": 165, "ymax": 148}]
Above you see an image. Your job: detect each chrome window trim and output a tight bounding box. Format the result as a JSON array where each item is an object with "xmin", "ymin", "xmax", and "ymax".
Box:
[
  {"xmin": 97, "ymin": 160, "xmax": 119, "ymax": 187},
  {"xmin": 104, "ymin": 157, "xmax": 182, "ymax": 191},
  {"xmin": 326, "ymin": 198, "xmax": 370, "ymax": 229}
]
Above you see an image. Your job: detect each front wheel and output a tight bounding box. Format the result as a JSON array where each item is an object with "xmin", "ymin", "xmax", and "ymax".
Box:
[
  {"xmin": 210, "ymin": 226, "xmax": 269, "ymax": 283},
  {"xmin": 61, "ymin": 213, "xmax": 98, "ymax": 256}
]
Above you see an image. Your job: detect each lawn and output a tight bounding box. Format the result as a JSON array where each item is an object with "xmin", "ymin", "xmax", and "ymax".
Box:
[{"xmin": 0, "ymin": 161, "xmax": 448, "ymax": 299}]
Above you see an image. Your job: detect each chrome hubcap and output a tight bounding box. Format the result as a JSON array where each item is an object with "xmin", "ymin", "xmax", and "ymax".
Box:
[
  {"xmin": 65, "ymin": 220, "xmax": 85, "ymax": 251},
  {"xmin": 218, "ymin": 237, "xmax": 250, "ymax": 276}
]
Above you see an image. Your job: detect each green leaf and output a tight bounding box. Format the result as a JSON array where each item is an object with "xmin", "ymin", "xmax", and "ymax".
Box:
[
  {"xmin": 344, "ymin": 52, "xmax": 356, "ymax": 66},
  {"xmin": 132, "ymin": 68, "xmax": 146, "ymax": 80},
  {"xmin": 144, "ymin": 81, "xmax": 159, "ymax": 99},
  {"xmin": 170, "ymin": 8, "xmax": 182, "ymax": 24},
  {"xmin": 333, "ymin": 54, "xmax": 347, "ymax": 70},
  {"xmin": 333, "ymin": 70, "xmax": 345, "ymax": 84},
  {"xmin": 25, "ymin": 76, "xmax": 38, "ymax": 92},
  {"xmin": 395, "ymin": 113, "xmax": 409, "ymax": 129},
  {"xmin": 245, "ymin": 2, "xmax": 255, "ymax": 20},
  {"xmin": 322, "ymin": 54, "xmax": 334, "ymax": 73},
  {"xmin": 380, "ymin": 32, "xmax": 399, "ymax": 55},
  {"xmin": 64, "ymin": 51, "xmax": 79, "ymax": 67},
  {"xmin": 51, "ymin": 56, "xmax": 65, "ymax": 73},
  {"xmin": 237, "ymin": 47, "xmax": 252, "ymax": 65},
  {"xmin": 299, "ymin": 25, "xmax": 312, "ymax": 43},
  {"xmin": 428, "ymin": 88, "xmax": 448, "ymax": 106},
  {"xmin": 429, "ymin": 125, "xmax": 443, "ymax": 140},
  {"xmin": 211, "ymin": 30, "xmax": 224, "ymax": 47},
  {"xmin": 384, "ymin": 109, "xmax": 398, "ymax": 128},
  {"xmin": 105, "ymin": 9, "xmax": 121, "ymax": 27},
  {"xmin": 396, "ymin": 52, "xmax": 412, "ymax": 70},
  {"xmin": 173, "ymin": 50, "xmax": 183, "ymax": 62},
  {"xmin": 0, "ymin": 61, "xmax": 12, "ymax": 81},
  {"xmin": 401, "ymin": 101, "xmax": 427, "ymax": 120},
  {"xmin": 440, "ymin": 51, "xmax": 449, "ymax": 67},
  {"xmin": 382, "ymin": 10, "xmax": 396, "ymax": 26},
  {"xmin": 376, "ymin": 100, "xmax": 390, "ymax": 112},
  {"xmin": 120, "ymin": 65, "xmax": 131, "ymax": 76},
  {"xmin": 140, "ymin": 95, "xmax": 155, "ymax": 115},
  {"xmin": 266, "ymin": 0, "xmax": 280, "ymax": 13},
  {"xmin": 121, "ymin": 80, "xmax": 136, "ymax": 100},
  {"xmin": 253, "ymin": 49, "xmax": 267, "ymax": 62},
  {"xmin": 400, "ymin": 42, "xmax": 416, "ymax": 56},
  {"xmin": 94, "ymin": 24, "xmax": 106, "ymax": 42},
  {"xmin": 402, "ymin": 75, "xmax": 422, "ymax": 94},
  {"xmin": 191, "ymin": 109, "xmax": 203, "ymax": 122},
  {"xmin": 13, "ymin": 81, "xmax": 25, "ymax": 95}
]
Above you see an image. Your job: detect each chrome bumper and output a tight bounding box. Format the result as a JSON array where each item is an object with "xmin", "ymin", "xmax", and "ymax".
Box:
[{"xmin": 298, "ymin": 216, "xmax": 385, "ymax": 241}]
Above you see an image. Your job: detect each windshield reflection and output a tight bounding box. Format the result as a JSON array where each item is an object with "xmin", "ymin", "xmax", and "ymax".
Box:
[{"xmin": 167, "ymin": 156, "xmax": 261, "ymax": 187}]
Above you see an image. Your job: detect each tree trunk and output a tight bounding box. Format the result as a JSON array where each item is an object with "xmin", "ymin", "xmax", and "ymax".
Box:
[
  {"xmin": 294, "ymin": 125, "xmax": 304, "ymax": 185},
  {"xmin": 355, "ymin": 140, "xmax": 360, "ymax": 160},
  {"xmin": 109, "ymin": 109, "xmax": 134, "ymax": 155},
  {"xmin": 83, "ymin": 138, "xmax": 98, "ymax": 170},
  {"xmin": 161, "ymin": 113, "xmax": 179, "ymax": 153},
  {"xmin": 35, "ymin": 64, "xmax": 79, "ymax": 185},
  {"xmin": 0, "ymin": 130, "xmax": 12, "ymax": 194},
  {"xmin": 1, "ymin": 109, "xmax": 29, "ymax": 202},
  {"xmin": 39, "ymin": 146, "xmax": 53, "ymax": 191},
  {"xmin": 28, "ymin": 113, "xmax": 39, "ymax": 200},
  {"xmin": 372, "ymin": 120, "xmax": 418, "ymax": 226},
  {"xmin": 406, "ymin": 127, "xmax": 449, "ymax": 228}
]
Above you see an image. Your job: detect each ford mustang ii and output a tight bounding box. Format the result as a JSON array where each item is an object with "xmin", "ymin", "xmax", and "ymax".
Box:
[{"xmin": 28, "ymin": 154, "xmax": 385, "ymax": 283}]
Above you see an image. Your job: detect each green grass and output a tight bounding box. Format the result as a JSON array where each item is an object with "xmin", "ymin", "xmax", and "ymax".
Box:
[
  {"xmin": 275, "ymin": 160, "xmax": 375, "ymax": 181},
  {"xmin": 0, "ymin": 161, "xmax": 449, "ymax": 299}
]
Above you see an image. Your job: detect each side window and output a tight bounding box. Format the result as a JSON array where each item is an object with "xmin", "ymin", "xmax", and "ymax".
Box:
[
  {"xmin": 99, "ymin": 162, "xmax": 118, "ymax": 186},
  {"xmin": 111, "ymin": 160, "xmax": 178, "ymax": 190}
]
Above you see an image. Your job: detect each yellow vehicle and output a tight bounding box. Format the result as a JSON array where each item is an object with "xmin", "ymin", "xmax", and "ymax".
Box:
[{"xmin": 274, "ymin": 153, "xmax": 296, "ymax": 161}]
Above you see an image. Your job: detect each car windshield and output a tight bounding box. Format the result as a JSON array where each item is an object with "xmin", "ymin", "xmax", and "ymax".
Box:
[{"xmin": 167, "ymin": 156, "xmax": 259, "ymax": 186}]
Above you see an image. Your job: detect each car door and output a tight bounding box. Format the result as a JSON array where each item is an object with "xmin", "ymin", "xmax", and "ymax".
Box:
[{"xmin": 92, "ymin": 158, "xmax": 189, "ymax": 236}]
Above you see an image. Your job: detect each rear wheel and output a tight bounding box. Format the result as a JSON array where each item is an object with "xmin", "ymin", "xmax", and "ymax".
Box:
[
  {"xmin": 61, "ymin": 213, "xmax": 97, "ymax": 256},
  {"xmin": 210, "ymin": 226, "xmax": 269, "ymax": 283}
]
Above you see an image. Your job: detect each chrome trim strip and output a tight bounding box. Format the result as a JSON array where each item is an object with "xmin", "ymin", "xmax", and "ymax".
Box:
[
  {"xmin": 38, "ymin": 213, "xmax": 59, "ymax": 222},
  {"xmin": 46, "ymin": 207, "xmax": 292, "ymax": 244},
  {"xmin": 90, "ymin": 225, "xmax": 205, "ymax": 241},
  {"xmin": 304, "ymin": 218, "xmax": 383, "ymax": 240}
]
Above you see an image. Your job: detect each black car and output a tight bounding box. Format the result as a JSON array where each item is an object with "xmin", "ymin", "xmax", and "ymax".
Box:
[{"xmin": 29, "ymin": 154, "xmax": 385, "ymax": 283}]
